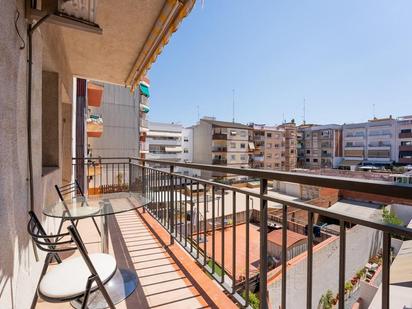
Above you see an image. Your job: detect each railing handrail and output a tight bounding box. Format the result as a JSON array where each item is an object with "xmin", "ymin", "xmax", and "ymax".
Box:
[
  {"xmin": 134, "ymin": 163, "xmax": 412, "ymax": 239},
  {"xmin": 72, "ymin": 156, "xmax": 412, "ymax": 200}
]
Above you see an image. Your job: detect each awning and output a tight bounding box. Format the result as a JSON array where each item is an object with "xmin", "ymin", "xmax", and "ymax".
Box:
[
  {"xmin": 127, "ymin": 0, "xmax": 196, "ymax": 89},
  {"xmin": 165, "ymin": 146, "xmax": 182, "ymax": 152},
  {"xmin": 339, "ymin": 160, "xmax": 362, "ymax": 167},
  {"xmin": 140, "ymin": 104, "xmax": 150, "ymax": 113},
  {"xmin": 249, "ymin": 142, "xmax": 255, "ymax": 150},
  {"xmin": 140, "ymin": 83, "xmax": 150, "ymax": 97},
  {"xmin": 147, "ymin": 131, "xmax": 182, "ymax": 138}
]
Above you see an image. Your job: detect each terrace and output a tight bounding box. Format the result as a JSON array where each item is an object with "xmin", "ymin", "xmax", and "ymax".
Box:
[
  {"xmin": 50, "ymin": 157, "xmax": 412, "ymax": 309},
  {"xmin": 3, "ymin": 2, "xmax": 412, "ymax": 309}
]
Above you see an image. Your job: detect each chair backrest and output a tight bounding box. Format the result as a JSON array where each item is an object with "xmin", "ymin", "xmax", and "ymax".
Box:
[
  {"xmin": 27, "ymin": 211, "xmax": 77, "ymax": 253},
  {"xmin": 55, "ymin": 180, "xmax": 84, "ymax": 201}
]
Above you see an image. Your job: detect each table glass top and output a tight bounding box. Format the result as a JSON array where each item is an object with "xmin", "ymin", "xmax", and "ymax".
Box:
[{"xmin": 43, "ymin": 192, "xmax": 150, "ymax": 219}]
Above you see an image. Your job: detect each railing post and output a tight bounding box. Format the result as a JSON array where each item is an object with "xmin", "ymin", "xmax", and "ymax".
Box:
[
  {"xmin": 259, "ymin": 178, "xmax": 268, "ymax": 309},
  {"xmin": 382, "ymin": 232, "xmax": 391, "ymax": 309},
  {"xmin": 169, "ymin": 165, "xmax": 175, "ymax": 245},
  {"xmin": 141, "ymin": 160, "xmax": 146, "ymax": 213},
  {"xmin": 128, "ymin": 157, "xmax": 132, "ymax": 191}
]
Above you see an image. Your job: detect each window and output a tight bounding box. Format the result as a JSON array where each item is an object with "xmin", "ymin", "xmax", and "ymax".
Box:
[
  {"xmin": 184, "ymin": 149, "xmax": 189, "ymax": 153},
  {"xmin": 42, "ymin": 71, "xmax": 59, "ymax": 174},
  {"xmin": 290, "ymin": 149, "xmax": 294, "ymax": 154},
  {"xmin": 306, "ymin": 158, "xmax": 310, "ymax": 162},
  {"xmin": 274, "ymin": 144, "xmax": 279, "ymax": 148},
  {"xmin": 184, "ymin": 137, "xmax": 189, "ymax": 142},
  {"xmin": 230, "ymin": 142, "xmax": 236, "ymax": 148},
  {"xmin": 267, "ymin": 133, "xmax": 272, "ymax": 138},
  {"xmin": 306, "ymin": 150, "xmax": 310, "ymax": 154},
  {"xmin": 230, "ymin": 154, "xmax": 236, "ymax": 161},
  {"xmin": 230, "ymin": 130, "xmax": 237, "ymax": 136},
  {"xmin": 240, "ymin": 143, "xmax": 246, "ymax": 149},
  {"xmin": 313, "ymin": 159, "xmax": 318, "ymax": 163},
  {"xmin": 266, "ymin": 154, "xmax": 272, "ymax": 159},
  {"xmin": 240, "ymin": 155, "xmax": 247, "ymax": 161},
  {"xmin": 401, "ymin": 129, "xmax": 412, "ymax": 133},
  {"xmin": 240, "ymin": 130, "xmax": 247, "ymax": 137},
  {"xmin": 267, "ymin": 163, "xmax": 272, "ymax": 168}
]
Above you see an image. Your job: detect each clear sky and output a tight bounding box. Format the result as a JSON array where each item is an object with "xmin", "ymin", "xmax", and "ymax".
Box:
[{"xmin": 148, "ymin": 0, "xmax": 412, "ymax": 127}]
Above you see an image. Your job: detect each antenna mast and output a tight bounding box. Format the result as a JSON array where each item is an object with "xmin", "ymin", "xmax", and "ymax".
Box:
[
  {"xmin": 303, "ymin": 97, "xmax": 306, "ymax": 124},
  {"xmin": 197, "ymin": 105, "xmax": 200, "ymax": 121},
  {"xmin": 232, "ymin": 89, "xmax": 235, "ymax": 123}
]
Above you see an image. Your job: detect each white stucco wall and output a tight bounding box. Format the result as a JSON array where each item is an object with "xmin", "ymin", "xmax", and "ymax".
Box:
[
  {"xmin": 268, "ymin": 225, "xmax": 382, "ymax": 309},
  {"xmin": 0, "ymin": 1, "xmax": 73, "ymax": 308}
]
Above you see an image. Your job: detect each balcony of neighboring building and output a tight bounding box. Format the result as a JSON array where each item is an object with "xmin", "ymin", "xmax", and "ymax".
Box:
[
  {"xmin": 87, "ymin": 114, "xmax": 103, "ymax": 138},
  {"xmin": 399, "ymin": 130, "xmax": 412, "ymax": 138},
  {"xmin": 399, "ymin": 145, "xmax": 412, "ymax": 152},
  {"xmin": 399, "ymin": 157, "xmax": 412, "ymax": 164},
  {"xmin": 212, "ymin": 133, "xmax": 228, "ymax": 140},
  {"xmin": 212, "ymin": 146, "xmax": 228, "ymax": 152}
]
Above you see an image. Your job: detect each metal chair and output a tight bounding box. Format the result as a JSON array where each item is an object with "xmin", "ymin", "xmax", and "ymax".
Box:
[
  {"xmin": 28, "ymin": 211, "xmax": 116, "ymax": 309},
  {"xmin": 55, "ymin": 180, "xmax": 101, "ymax": 237}
]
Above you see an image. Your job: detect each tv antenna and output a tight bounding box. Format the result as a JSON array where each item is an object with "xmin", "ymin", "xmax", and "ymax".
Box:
[
  {"xmin": 303, "ymin": 97, "xmax": 306, "ymax": 124},
  {"xmin": 232, "ymin": 89, "xmax": 235, "ymax": 123}
]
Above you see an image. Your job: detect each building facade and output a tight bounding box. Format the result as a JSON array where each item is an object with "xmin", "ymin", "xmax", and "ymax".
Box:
[
  {"xmin": 146, "ymin": 122, "xmax": 183, "ymax": 171},
  {"xmin": 298, "ymin": 124, "xmax": 343, "ymax": 169},
  {"xmin": 397, "ymin": 115, "xmax": 412, "ymax": 165},
  {"xmin": 138, "ymin": 77, "xmax": 151, "ymax": 159},
  {"xmin": 193, "ymin": 117, "xmax": 251, "ymax": 180},
  {"xmin": 342, "ymin": 117, "xmax": 397, "ymax": 170},
  {"xmin": 87, "ymin": 82, "xmax": 141, "ymax": 158}
]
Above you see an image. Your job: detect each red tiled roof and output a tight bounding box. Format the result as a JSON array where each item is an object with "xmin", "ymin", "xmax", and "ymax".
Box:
[{"xmin": 267, "ymin": 229, "xmax": 307, "ymax": 248}]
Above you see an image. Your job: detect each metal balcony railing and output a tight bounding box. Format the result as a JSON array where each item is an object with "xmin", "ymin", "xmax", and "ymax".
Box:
[{"xmin": 72, "ymin": 157, "xmax": 412, "ymax": 309}]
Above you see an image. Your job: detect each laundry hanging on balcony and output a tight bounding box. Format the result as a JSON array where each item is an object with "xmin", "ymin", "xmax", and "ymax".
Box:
[{"xmin": 139, "ymin": 83, "xmax": 150, "ymax": 97}]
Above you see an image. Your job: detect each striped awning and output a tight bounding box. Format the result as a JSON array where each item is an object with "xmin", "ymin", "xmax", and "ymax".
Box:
[
  {"xmin": 127, "ymin": 0, "xmax": 196, "ymax": 90},
  {"xmin": 140, "ymin": 83, "xmax": 150, "ymax": 97}
]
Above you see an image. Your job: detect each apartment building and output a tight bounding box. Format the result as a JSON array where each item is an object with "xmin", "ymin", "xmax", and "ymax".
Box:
[
  {"xmin": 342, "ymin": 117, "xmax": 397, "ymax": 170},
  {"xmin": 146, "ymin": 122, "xmax": 183, "ymax": 171},
  {"xmin": 298, "ymin": 124, "xmax": 343, "ymax": 169},
  {"xmin": 139, "ymin": 77, "xmax": 151, "ymax": 159},
  {"xmin": 193, "ymin": 117, "xmax": 251, "ymax": 180},
  {"xmin": 87, "ymin": 82, "xmax": 141, "ymax": 158},
  {"xmin": 397, "ymin": 115, "xmax": 412, "ymax": 165},
  {"xmin": 280, "ymin": 122, "xmax": 298, "ymax": 171}
]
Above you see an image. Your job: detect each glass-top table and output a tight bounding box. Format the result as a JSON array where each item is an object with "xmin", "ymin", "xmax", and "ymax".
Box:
[{"xmin": 43, "ymin": 192, "xmax": 151, "ymax": 309}]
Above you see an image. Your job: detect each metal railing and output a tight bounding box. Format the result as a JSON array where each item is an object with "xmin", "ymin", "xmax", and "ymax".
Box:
[{"xmin": 73, "ymin": 157, "xmax": 412, "ymax": 309}]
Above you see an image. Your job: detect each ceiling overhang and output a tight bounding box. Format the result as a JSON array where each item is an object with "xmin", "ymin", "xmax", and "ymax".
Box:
[{"xmin": 29, "ymin": 0, "xmax": 195, "ymax": 88}]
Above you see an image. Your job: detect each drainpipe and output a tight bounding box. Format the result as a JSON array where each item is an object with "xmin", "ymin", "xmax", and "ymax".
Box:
[{"xmin": 27, "ymin": 13, "xmax": 51, "ymax": 211}]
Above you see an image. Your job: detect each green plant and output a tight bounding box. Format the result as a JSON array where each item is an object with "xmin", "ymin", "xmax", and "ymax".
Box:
[
  {"xmin": 242, "ymin": 291, "xmax": 260, "ymax": 309},
  {"xmin": 345, "ymin": 281, "xmax": 353, "ymax": 293},
  {"xmin": 319, "ymin": 289, "xmax": 334, "ymax": 309},
  {"xmin": 382, "ymin": 208, "xmax": 404, "ymax": 226},
  {"xmin": 356, "ymin": 268, "xmax": 366, "ymax": 279},
  {"xmin": 207, "ymin": 260, "xmax": 223, "ymax": 277}
]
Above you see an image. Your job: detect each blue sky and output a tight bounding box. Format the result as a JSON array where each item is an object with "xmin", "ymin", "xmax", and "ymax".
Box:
[{"xmin": 148, "ymin": 0, "xmax": 412, "ymax": 127}]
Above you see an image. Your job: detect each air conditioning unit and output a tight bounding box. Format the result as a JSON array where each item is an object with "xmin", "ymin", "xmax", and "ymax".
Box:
[{"xmin": 29, "ymin": 0, "xmax": 101, "ymax": 33}]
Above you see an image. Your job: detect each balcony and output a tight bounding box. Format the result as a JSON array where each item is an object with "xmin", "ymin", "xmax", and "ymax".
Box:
[
  {"xmin": 212, "ymin": 133, "xmax": 228, "ymax": 140},
  {"xmin": 399, "ymin": 132, "xmax": 412, "ymax": 138},
  {"xmin": 65, "ymin": 157, "xmax": 412, "ymax": 309},
  {"xmin": 399, "ymin": 145, "xmax": 412, "ymax": 152},
  {"xmin": 212, "ymin": 158, "xmax": 228, "ymax": 165},
  {"xmin": 399, "ymin": 157, "xmax": 412, "ymax": 164},
  {"xmin": 86, "ymin": 115, "xmax": 103, "ymax": 138},
  {"xmin": 212, "ymin": 147, "xmax": 228, "ymax": 152}
]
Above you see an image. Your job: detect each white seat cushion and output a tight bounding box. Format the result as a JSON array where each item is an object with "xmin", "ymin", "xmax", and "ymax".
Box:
[{"xmin": 39, "ymin": 253, "xmax": 116, "ymax": 299}]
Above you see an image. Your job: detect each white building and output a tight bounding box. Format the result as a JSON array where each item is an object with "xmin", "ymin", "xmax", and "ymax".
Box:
[
  {"xmin": 342, "ymin": 117, "xmax": 397, "ymax": 170},
  {"xmin": 397, "ymin": 115, "xmax": 412, "ymax": 166}
]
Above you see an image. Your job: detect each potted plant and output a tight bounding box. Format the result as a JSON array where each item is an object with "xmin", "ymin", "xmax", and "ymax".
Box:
[
  {"xmin": 344, "ymin": 281, "xmax": 353, "ymax": 300},
  {"xmin": 319, "ymin": 289, "xmax": 335, "ymax": 309}
]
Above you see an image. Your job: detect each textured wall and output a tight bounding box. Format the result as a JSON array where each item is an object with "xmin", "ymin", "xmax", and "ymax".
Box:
[
  {"xmin": 267, "ymin": 225, "xmax": 382, "ymax": 309},
  {"xmin": 0, "ymin": 1, "xmax": 72, "ymax": 307}
]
